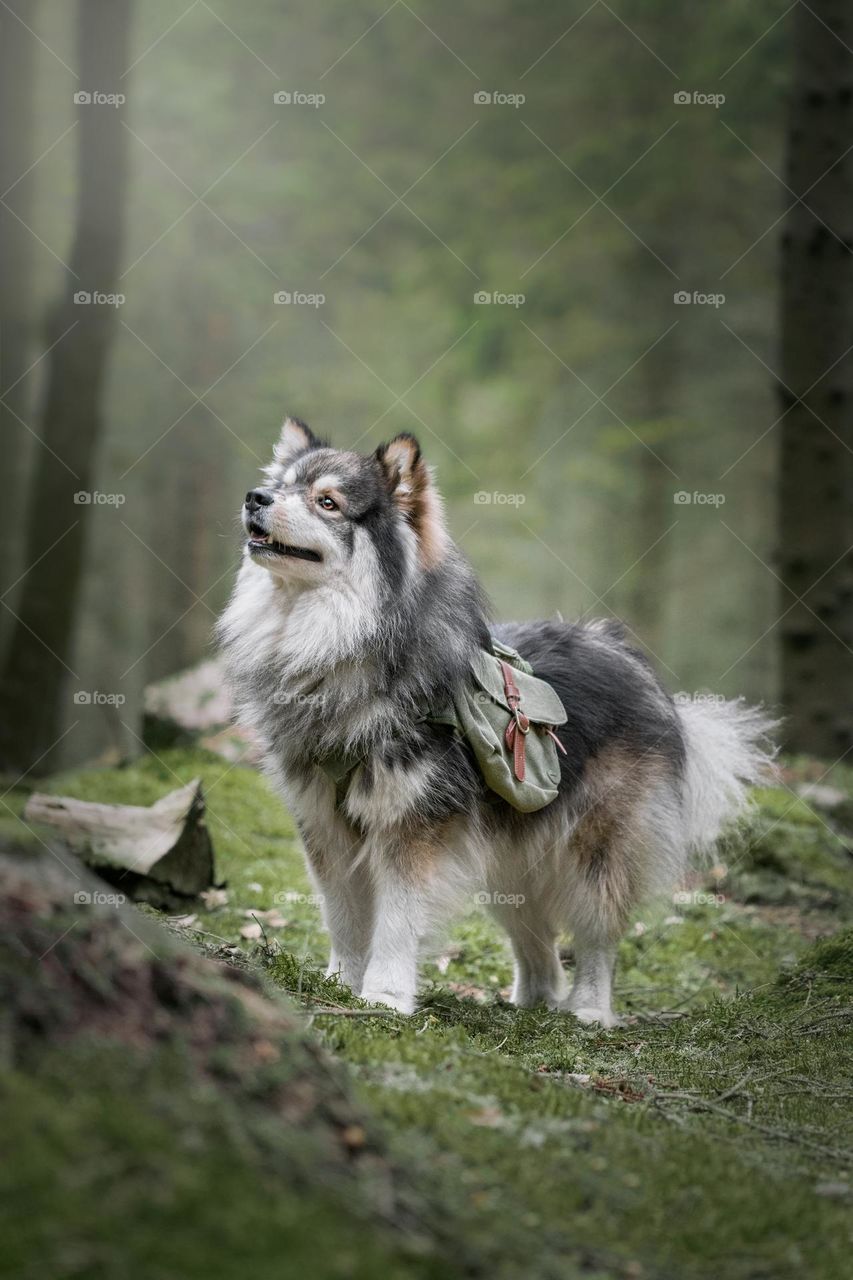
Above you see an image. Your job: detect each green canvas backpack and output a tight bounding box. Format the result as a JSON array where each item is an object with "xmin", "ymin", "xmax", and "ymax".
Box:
[
  {"xmin": 318, "ymin": 640, "xmax": 568, "ymax": 814},
  {"xmin": 426, "ymin": 640, "xmax": 568, "ymax": 812}
]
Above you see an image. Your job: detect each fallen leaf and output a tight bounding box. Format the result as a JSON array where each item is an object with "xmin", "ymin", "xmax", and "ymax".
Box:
[{"xmin": 200, "ymin": 887, "xmax": 229, "ymax": 909}]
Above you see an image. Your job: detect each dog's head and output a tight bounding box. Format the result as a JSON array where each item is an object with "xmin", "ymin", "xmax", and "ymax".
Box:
[{"xmin": 241, "ymin": 416, "xmax": 451, "ymax": 590}]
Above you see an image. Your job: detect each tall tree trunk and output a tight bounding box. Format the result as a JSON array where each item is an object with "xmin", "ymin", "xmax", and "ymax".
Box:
[
  {"xmin": 778, "ymin": 0, "xmax": 853, "ymax": 758},
  {"xmin": 0, "ymin": 0, "xmax": 38, "ymax": 653},
  {"xmin": 627, "ymin": 300, "xmax": 678, "ymax": 660},
  {"xmin": 0, "ymin": 0, "xmax": 133, "ymax": 774}
]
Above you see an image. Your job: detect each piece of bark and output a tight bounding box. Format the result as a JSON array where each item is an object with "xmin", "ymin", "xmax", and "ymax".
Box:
[{"xmin": 24, "ymin": 779, "xmax": 215, "ymax": 906}]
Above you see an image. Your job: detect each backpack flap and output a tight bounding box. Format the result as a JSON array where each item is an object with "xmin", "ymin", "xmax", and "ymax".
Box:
[
  {"xmin": 453, "ymin": 649, "xmax": 567, "ymax": 812},
  {"xmin": 468, "ymin": 649, "xmax": 567, "ymax": 726}
]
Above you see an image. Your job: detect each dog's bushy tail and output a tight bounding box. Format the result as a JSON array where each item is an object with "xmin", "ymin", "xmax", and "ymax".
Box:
[{"xmin": 676, "ymin": 698, "xmax": 778, "ymax": 859}]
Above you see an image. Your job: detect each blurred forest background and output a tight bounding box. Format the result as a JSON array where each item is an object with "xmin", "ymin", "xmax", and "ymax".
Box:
[{"xmin": 1, "ymin": 0, "xmax": 851, "ymax": 773}]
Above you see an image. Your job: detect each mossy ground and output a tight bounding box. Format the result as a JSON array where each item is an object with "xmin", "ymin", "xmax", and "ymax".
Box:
[{"xmin": 2, "ymin": 747, "xmax": 852, "ymax": 1279}]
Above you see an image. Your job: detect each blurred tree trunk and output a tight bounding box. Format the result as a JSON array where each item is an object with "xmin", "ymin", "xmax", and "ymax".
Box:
[
  {"xmin": 628, "ymin": 306, "xmax": 678, "ymax": 659},
  {"xmin": 0, "ymin": 0, "xmax": 133, "ymax": 774},
  {"xmin": 0, "ymin": 0, "xmax": 38, "ymax": 653},
  {"xmin": 778, "ymin": 0, "xmax": 853, "ymax": 758}
]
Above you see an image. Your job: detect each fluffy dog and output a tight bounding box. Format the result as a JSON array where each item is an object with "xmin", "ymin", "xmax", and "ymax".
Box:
[{"xmin": 218, "ymin": 416, "xmax": 774, "ymax": 1025}]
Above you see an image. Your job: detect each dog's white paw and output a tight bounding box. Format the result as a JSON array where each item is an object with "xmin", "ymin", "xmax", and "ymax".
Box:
[
  {"xmin": 361, "ymin": 989, "xmax": 415, "ymax": 1015},
  {"xmin": 568, "ymin": 1005, "xmax": 620, "ymax": 1029}
]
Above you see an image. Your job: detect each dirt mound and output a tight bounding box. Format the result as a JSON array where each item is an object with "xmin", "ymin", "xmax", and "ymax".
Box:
[{"xmin": 0, "ymin": 849, "xmax": 443, "ymax": 1279}]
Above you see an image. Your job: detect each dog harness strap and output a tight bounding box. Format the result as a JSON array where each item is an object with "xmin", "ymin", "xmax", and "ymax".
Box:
[
  {"xmin": 500, "ymin": 659, "xmax": 530, "ymax": 782},
  {"xmin": 317, "ymin": 645, "xmax": 568, "ymax": 811}
]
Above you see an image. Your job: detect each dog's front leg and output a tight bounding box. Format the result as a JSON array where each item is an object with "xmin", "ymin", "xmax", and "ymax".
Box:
[
  {"xmin": 300, "ymin": 823, "xmax": 373, "ymax": 995},
  {"xmin": 320, "ymin": 857, "xmax": 374, "ymax": 993},
  {"xmin": 359, "ymin": 837, "xmax": 430, "ymax": 1015}
]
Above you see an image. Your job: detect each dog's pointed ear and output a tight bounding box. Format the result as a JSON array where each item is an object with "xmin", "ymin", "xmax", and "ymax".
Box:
[
  {"xmin": 375, "ymin": 433, "xmax": 450, "ymax": 570},
  {"xmin": 274, "ymin": 415, "xmax": 320, "ymax": 465}
]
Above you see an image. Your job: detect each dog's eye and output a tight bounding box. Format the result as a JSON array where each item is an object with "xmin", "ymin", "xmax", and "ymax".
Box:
[{"xmin": 317, "ymin": 495, "xmax": 338, "ymax": 512}]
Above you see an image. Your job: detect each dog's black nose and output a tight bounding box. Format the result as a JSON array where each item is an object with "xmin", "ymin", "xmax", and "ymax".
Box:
[{"xmin": 245, "ymin": 488, "xmax": 274, "ymax": 512}]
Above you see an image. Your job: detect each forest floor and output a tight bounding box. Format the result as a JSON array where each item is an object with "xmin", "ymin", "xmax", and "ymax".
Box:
[{"xmin": 1, "ymin": 745, "xmax": 852, "ymax": 1280}]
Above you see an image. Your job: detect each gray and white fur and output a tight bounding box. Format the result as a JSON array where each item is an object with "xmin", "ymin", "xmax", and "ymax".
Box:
[{"xmin": 218, "ymin": 416, "xmax": 776, "ymax": 1025}]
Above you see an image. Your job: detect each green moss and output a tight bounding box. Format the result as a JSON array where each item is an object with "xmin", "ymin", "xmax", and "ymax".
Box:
[
  {"xmin": 0, "ymin": 1043, "xmax": 435, "ymax": 1280},
  {"xmin": 303, "ymin": 932, "xmax": 853, "ymax": 1280},
  {"xmin": 790, "ymin": 929, "xmax": 853, "ymax": 982},
  {"xmin": 4, "ymin": 750, "xmax": 853, "ymax": 1279}
]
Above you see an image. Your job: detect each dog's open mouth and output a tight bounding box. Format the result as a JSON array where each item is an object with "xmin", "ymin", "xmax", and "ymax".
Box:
[{"xmin": 247, "ymin": 522, "xmax": 322, "ymax": 562}]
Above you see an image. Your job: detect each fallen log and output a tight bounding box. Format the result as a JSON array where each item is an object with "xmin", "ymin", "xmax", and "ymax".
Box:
[{"xmin": 23, "ymin": 779, "xmax": 215, "ymax": 908}]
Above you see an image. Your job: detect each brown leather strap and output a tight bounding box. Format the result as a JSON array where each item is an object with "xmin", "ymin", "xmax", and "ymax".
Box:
[
  {"xmin": 499, "ymin": 659, "xmax": 519, "ymax": 708},
  {"xmin": 499, "ymin": 659, "xmax": 568, "ymax": 782},
  {"xmin": 500, "ymin": 660, "xmax": 530, "ymax": 781}
]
